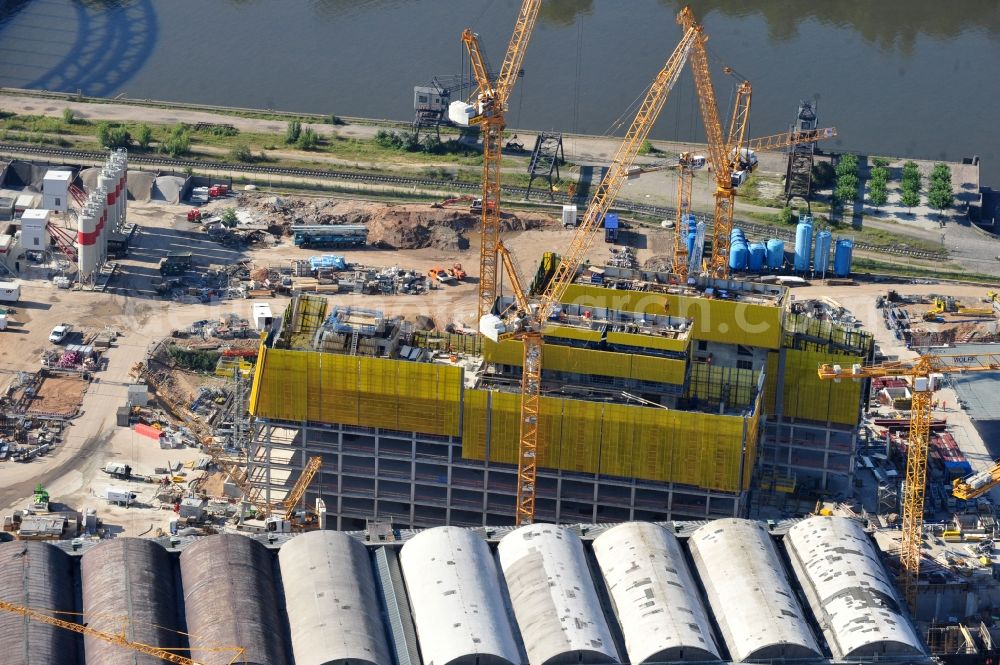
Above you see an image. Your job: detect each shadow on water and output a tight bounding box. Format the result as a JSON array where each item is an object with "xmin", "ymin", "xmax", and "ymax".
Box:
[
  {"xmin": 1, "ymin": 0, "xmax": 158, "ymax": 98},
  {"xmin": 659, "ymin": 0, "xmax": 1000, "ymax": 52}
]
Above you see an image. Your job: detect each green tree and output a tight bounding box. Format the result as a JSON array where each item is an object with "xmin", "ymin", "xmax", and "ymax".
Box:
[
  {"xmin": 900, "ymin": 188, "xmax": 920, "ymax": 213},
  {"xmin": 869, "ymin": 165, "xmax": 889, "ymax": 185},
  {"xmin": 135, "ymin": 124, "xmax": 153, "ymax": 149},
  {"xmin": 901, "ymin": 161, "xmax": 921, "ymax": 189},
  {"xmin": 296, "ymin": 127, "xmax": 319, "ymax": 150},
  {"xmin": 930, "ymin": 163, "xmax": 952, "ymax": 186},
  {"xmin": 871, "ymin": 156, "xmax": 891, "ymax": 168},
  {"xmin": 220, "ymin": 208, "xmax": 238, "ymax": 227},
  {"xmin": 868, "ymin": 182, "xmax": 888, "ymax": 210},
  {"xmin": 61, "ymin": 107, "xmax": 75, "ymax": 124},
  {"xmin": 778, "ymin": 205, "xmax": 795, "ymax": 225},
  {"xmin": 159, "ymin": 125, "xmax": 190, "ymax": 157},
  {"xmin": 229, "ymin": 143, "xmax": 254, "ymax": 162},
  {"xmin": 96, "ymin": 122, "xmax": 131, "ymax": 149},
  {"xmin": 927, "ymin": 183, "xmax": 953, "ymax": 216},
  {"xmin": 285, "ymin": 120, "xmax": 302, "ymax": 144},
  {"xmin": 421, "ymin": 134, "xmax": 443, "ymax": 154},
  {"xmin": 638, "ymin": 139, "xmax": 656, "ymax": 155},
  {"xmin": 811, "ymin": 161, "xmax": 835, "ymax": 189}
]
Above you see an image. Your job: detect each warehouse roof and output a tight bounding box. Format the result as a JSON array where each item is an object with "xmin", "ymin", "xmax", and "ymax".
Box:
[{"xmin": 5, "ymin": 519, "xmax": 929, "ymax": 665}]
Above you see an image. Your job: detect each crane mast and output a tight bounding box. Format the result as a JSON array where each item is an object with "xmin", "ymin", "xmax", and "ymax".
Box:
[
  {"xmin": 461, "ymin": 0, "xmax": 542, "ymax": 322},
  {"xmin": 818, "ymin": 352, "xmax": 1000, "ymax": 610},
  {"xmin": 500, "ymin": 23, "xmax": 697, "ymax": 526},
  {"xmin": 677, "ymin": 8, "xmax": 752, "ymax": 279}
]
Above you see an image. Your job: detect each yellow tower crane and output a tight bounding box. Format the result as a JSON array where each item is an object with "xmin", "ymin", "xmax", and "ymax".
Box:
[
  {"xmin": 481, "ymin": 16, "xmax": 699, "ymax": 526},
  {"xmin": 0, "ymin": 599, "xmax": 246, "ymax": 664},
  {"xmin": 678, "ymin": 7, "xmax": 751, "ymax": 280},
  {"xmin": 817, "ymin": 352, "xmax": 1000, "ymax": 610},
  {"xmin": 457, "ymin": 0, "xmax": 542, "ymax": 322}
]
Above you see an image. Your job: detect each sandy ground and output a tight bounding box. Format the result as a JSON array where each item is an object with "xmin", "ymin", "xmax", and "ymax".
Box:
[{"xmin": 1, "ymin": 191, "xmax": 997, "ymax": 538}]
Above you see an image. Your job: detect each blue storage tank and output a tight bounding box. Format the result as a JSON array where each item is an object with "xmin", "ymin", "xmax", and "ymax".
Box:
[
  {"xmin": 685, "ymin": 214, "xmax": 697, "ymax": 256},
  {"xmin": 765, "ymin": 239, "xmax": 784, "ymax": 270},
  {"xmin": 794, "ymin": 218, "xmax": 813, "ymax": 272},
  {"xmin": 813, "ymin": 230, "xmax": 832, "ymax": 275},
  {"xmin": 834, "ymin": 238, "xmax": 853, "ymax": 277},
  {"xmin": 729, "ymin": 228, "xmax": 749, "ymax": 271},
  {"xmin": 748, "ymin": 242, "xmax": 766, "ymax": 272}
]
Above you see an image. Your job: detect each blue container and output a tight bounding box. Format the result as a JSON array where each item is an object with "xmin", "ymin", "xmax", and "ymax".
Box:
[
  {"xmin": 685, "ymin": 215, "xmax": 698, "ymax": 256},
  {"xmin": 834, "ymin": 238, "xmax": 853, "ymax": 277},
  {"xmin": 748, "ymin": 242, "xmax": 766, "ymax": 272},
  {"xmin": 765, "ymin": 239, "xmax": 784, "ymax": 270},
  {"xmin": 813, "ymin": 230, "xmax": 832, "ymax": 275},
  {"xmin": 729, "ymin": 227, "xmax": 749, "ymax": 271},
  {"xmin": 794, "ymin": 219, "xmax": 813, "ymax": 272}
]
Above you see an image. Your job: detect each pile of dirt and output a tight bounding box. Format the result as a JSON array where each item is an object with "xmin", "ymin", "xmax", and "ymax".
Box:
[{"xmin": 237, "ymin": 193, "xmax": 558, "ymax": 250}]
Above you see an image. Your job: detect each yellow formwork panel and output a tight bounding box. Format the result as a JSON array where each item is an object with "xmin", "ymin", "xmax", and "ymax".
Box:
[
  {"xmin": 629, "ymin": 354, "xmax": 686, "ymax": 385},
  {"xmin": 482, "ymin": 339, "xmax": 523, "ymax": 365},
  {"xmin": 489, "ymin": 391, "xmax": 521, "ymax": 465},
  {"xmin": 742, "ymin": 391, "xmax": 763, "ymax": 490},
  {"xmin": 689, "ymin": 363, "xmax": 757, "ymax": 407},
  {"xmin": 606, "ymin": 330, "xmax": 689, "ymax": 354},
  {"xmin": 461, "ymin": 391, "xmax": 748, "ymax": 493},
  {"xmin": 561, "ymin": 284, "xmax": 783, "ymax": 349},
  {"xmin": 771, "ymin": 348, "xmax": 862, "ymax": 426},
  {"xmin": 250, "ymin": 349, "xmax": 462, "ymax": 436},
  {"xmin": 484, "ymin": 339, "xmax": 684, "ymax": 385},
  {"xmin": 541, "ymin": 323, "xmax": 604, "ymax": 342},
  {"xmin": 462, "ymin": 390, "xmax": 490, "ymax": 460}
]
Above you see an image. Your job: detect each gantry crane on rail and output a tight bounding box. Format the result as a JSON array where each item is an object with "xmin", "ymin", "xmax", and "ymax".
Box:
[
  {"xmin": 453, "ymin": 0, "xmax": 542, "ymax": 322},
  {"xmin": 818, "ymin": 352, "xmax": 1000, "ymax": 610},
  {"xmin": 0, "ymin": 599, "xmax": 245, "ymax": 665},
  {"xmin": 479, "ymin": 17, "xmax": 699, "ymax": 526},
  {"xmin": 129, "ymin": 362, "xmax": 322, "ymax": 531}
]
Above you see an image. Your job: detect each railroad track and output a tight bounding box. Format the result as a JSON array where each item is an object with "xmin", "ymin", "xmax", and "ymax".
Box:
[{"xmin": 0, "ymin": 142, "xmax": 948, "ymax": 261}]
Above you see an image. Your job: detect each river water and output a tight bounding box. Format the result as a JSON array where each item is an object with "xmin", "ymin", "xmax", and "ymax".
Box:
[{"xmin": 0, "ymin": 0, "xmax": 997, "ymax": 181}]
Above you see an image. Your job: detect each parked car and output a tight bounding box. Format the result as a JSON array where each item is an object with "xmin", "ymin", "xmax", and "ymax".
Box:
[{"xmin": 48, "ymin": 324, "xmax": 72, "ymax": 343}]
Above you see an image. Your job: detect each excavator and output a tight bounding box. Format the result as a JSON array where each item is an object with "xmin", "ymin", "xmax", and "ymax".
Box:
[{"xmin": 923, "ymin": 295, "xmax": 995, "ymax": 321}]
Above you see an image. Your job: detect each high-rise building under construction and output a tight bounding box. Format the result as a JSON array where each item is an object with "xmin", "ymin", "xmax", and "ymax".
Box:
[{"xmin": 247, "ymin": 261, "xmax": 872, "ymax": 529}]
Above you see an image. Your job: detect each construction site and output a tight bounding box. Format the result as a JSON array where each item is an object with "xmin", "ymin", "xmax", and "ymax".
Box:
[{"xmin": 1, "ymin": 2, "xmax": 1000, "ymax": 664}]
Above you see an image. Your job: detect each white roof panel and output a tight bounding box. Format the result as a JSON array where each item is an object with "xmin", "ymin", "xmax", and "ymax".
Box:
[
  {"xmin": 278, "ymin": 530, "xmax": 391, "ymax": 665},
  {"xmin": 593, "ymin": 522, "xmax": 720, "ymax": 663},
  {"xmin": 689, "ymin": 518, "xmax": 822, "ymax": 662},
  {"xmin": 785, "ymin": 516, "xmax": 925, "ymax": 660},
  {"xmin": 499, "ymin": 524, "xmax": 620, "ymax": 665},
  {"xmin": 400, "ymin": 526, "xmax": 520, "ymax": 665}
]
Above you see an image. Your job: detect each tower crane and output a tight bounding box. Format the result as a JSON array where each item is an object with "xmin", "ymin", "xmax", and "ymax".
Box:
[
  {"xmin": 0, "ymin": 599, "xmax": 246, "ymax": 664},
  {"xmin": 454, "ymin": 0, "xmax": 542, "ymax": 322},
  {"xmin": 818, "ymin": 352, "xmax": 1000, "ymax": 610},
  {"xmin": 481, "ymin": 18, "xmax": 699, "ymax": 526},
  {"xmin": 677, "ymin": 6, "xmax": 751, "ymax": 280}
]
